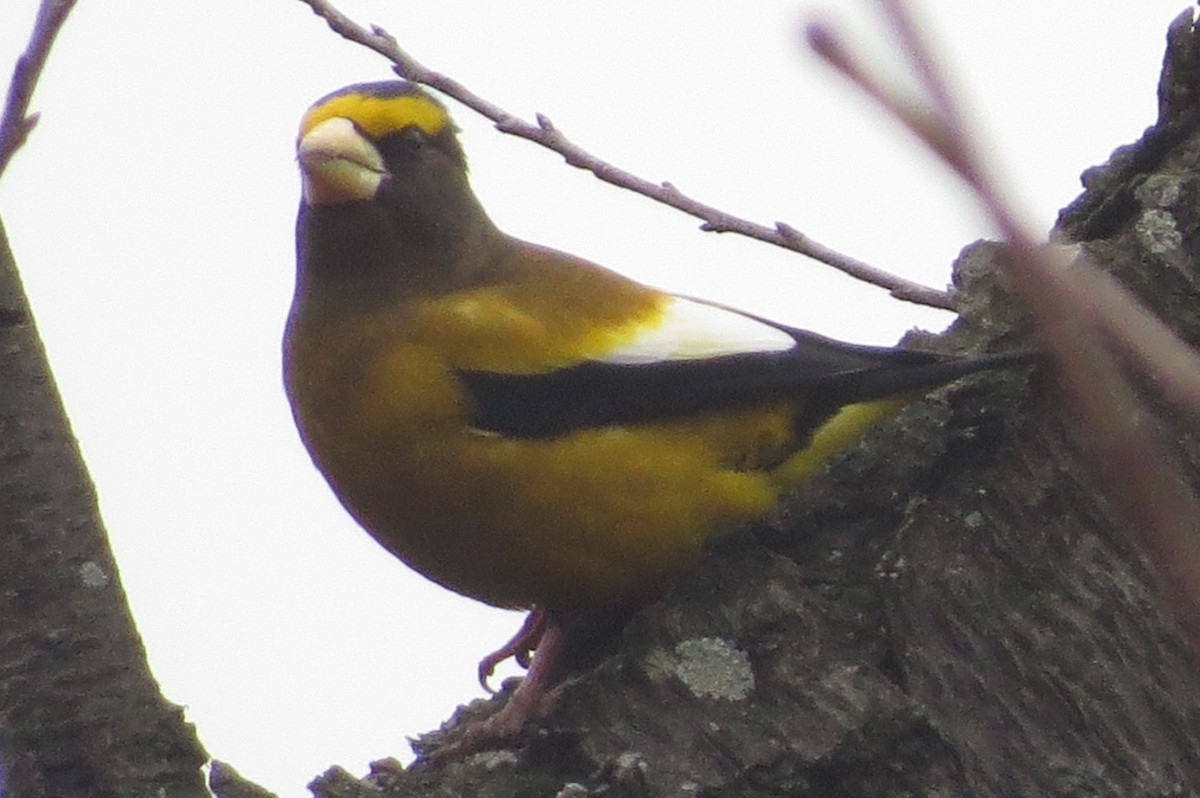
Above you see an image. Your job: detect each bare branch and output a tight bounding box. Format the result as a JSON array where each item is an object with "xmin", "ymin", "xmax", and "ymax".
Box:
[
  {"xmin": 0, "ymin": 0, "xmax": 77, "ymax": 181},
  {"xmin": 295, "ymin": 0, "xmax": 955, "ymax": 310},
  {"xmin": 809, "ymin": 0, "xmax": 1200, "ymax": 653}
]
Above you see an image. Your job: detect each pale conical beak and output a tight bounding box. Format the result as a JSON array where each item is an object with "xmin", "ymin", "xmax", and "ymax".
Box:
[{"xmin": 297, "ymin": 117, "xmax": 386, "ymax": 205}]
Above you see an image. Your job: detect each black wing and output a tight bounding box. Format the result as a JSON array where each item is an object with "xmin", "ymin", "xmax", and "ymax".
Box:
[{"xmin": 457, "ymin": 325, "xmax": 1027, "ymax": 438}]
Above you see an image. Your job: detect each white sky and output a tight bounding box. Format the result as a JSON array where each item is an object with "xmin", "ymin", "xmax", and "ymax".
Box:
[{"xmin": 0, "ymin": 1, "xmax": 1190, "ymax": 794}]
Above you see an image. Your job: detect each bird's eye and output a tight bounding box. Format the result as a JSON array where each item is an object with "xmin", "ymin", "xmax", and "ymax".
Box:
[{"xmin": 382, "ymin": 126, "xmax": 428, "ymax": 160}]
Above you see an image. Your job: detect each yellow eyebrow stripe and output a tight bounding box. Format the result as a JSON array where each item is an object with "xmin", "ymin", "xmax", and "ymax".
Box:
[{"xmin": 299, "ymin": 92, "xmax": 450, "ymax": 140}]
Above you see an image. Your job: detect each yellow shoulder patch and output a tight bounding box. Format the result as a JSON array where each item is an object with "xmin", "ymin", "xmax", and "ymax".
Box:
[{"xmin": 299, "ymin": 89, "xmax": 450, "ymax": 141}]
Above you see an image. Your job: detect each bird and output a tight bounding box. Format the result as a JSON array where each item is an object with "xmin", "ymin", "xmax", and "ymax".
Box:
[{"xmin": 284, "ymin": 80, "xmax": 1029, "ymax": 756}]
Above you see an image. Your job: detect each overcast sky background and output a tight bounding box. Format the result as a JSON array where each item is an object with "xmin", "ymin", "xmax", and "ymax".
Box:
[{"xmin": 0, "ymin": 1, "xmax": 1192, "ymax": 794}]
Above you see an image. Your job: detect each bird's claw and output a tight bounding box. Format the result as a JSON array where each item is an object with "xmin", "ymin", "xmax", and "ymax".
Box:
[{"xmin": 476, "ymin": 610, "xmax": 546, "ymax": 693}]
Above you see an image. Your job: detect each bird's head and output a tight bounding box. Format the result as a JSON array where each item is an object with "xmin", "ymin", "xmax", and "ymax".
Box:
[{"xmin": 294, "ymin": 81, "xmax": 495, "ymax": 296}]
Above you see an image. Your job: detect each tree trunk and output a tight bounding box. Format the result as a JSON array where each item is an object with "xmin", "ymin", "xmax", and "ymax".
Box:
[{"xmin": 0, "ymin": 215, "xmax": 208, "ymax": 796}]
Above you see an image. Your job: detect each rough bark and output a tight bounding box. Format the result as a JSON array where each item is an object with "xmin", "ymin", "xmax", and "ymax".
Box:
[
  {"xmin": 0, "ymin": 214, "xmax": 209, "ymax": 796},
  {"xmin": 279, "ymin": 10, "xmax": 1200, "ymax": 798}
]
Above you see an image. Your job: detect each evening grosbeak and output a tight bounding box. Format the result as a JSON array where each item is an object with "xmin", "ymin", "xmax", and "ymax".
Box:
[{"xmin": 284, "ymin": 81, "xmax": 1027, "ymax": 756}]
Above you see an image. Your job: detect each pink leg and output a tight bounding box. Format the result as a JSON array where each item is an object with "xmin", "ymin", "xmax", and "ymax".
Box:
[
  {"xmin": 477, "ymin": 610, "xmax": 546, "ymax": 693},
  {"xmin": 425, "ymin": 612, "xmax": 569, "ymax": 761},
  {"xmin": 472, "ymin": 619, "xmax": 566, "ymax": 740}
]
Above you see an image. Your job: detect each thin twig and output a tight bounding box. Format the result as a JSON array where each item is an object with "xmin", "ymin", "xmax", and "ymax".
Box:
[
  {"xmin": 295, "ymin": 0, "xmax": 955, "ymax": 310},
  {"xmin": 808, "ymin": 1, "xmax": 1200, "ymax": 652},
  {"xmin": 1069, "ymin": 263, "xmax": 1200, "ymax": 415},
  {"xmin": 0, "ymin": 0, "xmax": 77, "ymax": 181}
]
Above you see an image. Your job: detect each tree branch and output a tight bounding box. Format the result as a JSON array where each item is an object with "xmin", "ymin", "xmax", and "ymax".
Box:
[
  {"xmin": 0, "ymin": 2, "xmax": 211, "ymax": 792},
  {"xmin": 294, "ymin": 0, "xmax": 955, "ymax": 310},
  {"xmin": 0, "ymin": 0, "xmax": 76, "ymax": 181},
  {"xmin": 808, "ymin": 1, "xmax": 1200, "ymax": 654}
]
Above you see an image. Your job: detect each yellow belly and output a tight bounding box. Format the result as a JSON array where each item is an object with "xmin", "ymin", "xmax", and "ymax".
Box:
[{"xmin": 285, "ymin": 328, "xmax": 793, "ymax": 609}]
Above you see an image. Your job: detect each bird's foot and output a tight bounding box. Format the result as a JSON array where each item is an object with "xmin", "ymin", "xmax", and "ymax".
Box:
[
  {"xmin": 422, "ymin": 679, "xmax": 567, "ymax": 764},
  {"xmin": 422, "ymin": 613, "xmax": 567, "ymax": 764},
  {"xmin": 477, "ymin": 609, "xmax": 546, "ymax": 693}
]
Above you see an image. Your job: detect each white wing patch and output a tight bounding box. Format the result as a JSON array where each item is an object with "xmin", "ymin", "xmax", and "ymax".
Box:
[{"xmin": 600, "ymin": 296, "xmax": 796, "ymax": 365}]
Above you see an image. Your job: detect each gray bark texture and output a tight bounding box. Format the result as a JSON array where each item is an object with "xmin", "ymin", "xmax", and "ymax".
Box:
[
  {"xmin": 249, "ymin": 10, "xmax": 1200, "ymax": 798},
  {"xmin": 0, "ymin": 215, "xmax": 209, "ymax": 795}
]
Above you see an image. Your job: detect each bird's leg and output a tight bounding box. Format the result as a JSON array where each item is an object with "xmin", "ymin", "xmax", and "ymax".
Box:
[
  {"xmin": 423, "ymin": 607, "xmax": 632, "ymax": 762},
  {"xmin": 471, "ymin": 617, "xmax": 567, "ymax": 740},
  {"xmin": 477, "ymin": 609, "xmax": 546, "ymax": 693},
  {"xmin": 423, "ymin": 613, "xmax": 568, "ymax": 762}
]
